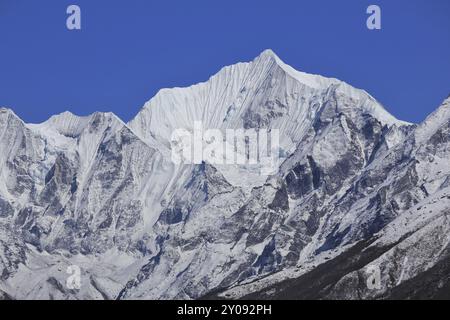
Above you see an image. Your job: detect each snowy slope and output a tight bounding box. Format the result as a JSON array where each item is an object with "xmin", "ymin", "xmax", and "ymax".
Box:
[
  {"xmin": 0, "ymin": 51, "xmax": 448, "ymax": 300},
  {"xmin": 213, "ymin": 97, "xmax": 450, "ymax": 300}
]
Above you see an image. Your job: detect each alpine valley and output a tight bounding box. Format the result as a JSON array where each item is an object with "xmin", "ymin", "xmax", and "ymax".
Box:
[{"xmin": 1, "ymin": 50, "xmax": 450, "ymax": 300}]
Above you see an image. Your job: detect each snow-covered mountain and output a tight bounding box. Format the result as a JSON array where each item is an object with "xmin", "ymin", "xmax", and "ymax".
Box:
[{"xmin": 0, "ymin": 50, "xmax": 449, "ymax": 300}]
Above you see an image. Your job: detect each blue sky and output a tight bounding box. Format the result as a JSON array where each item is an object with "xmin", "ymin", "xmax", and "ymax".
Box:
[{"xmin": 0, "ymin": 0, "xmax": 449, "ymax": 124}]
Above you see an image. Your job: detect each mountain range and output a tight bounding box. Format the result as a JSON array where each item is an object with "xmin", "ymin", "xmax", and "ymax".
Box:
[{"xmin": 1, "ymin": 50, "xmax": 449, "ymax": 300}]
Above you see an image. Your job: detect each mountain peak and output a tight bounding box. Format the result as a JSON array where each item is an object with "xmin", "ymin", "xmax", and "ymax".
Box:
[
  {"xmin": 253, "ymin": 49, "xmax": 338, "ymax": 90},
  {"xmin": 0, "ymin": 107, "xmax": 18, "ymax": 117},
  {"xmin": 0, "ymin": 107, "xmax": 24, "ymax": 125},
  {"xmin": 257, "ymin": 49, "xmax": 280, "ymax": 61},
  {"xmin": 412, "ymin": 96, "xmax": 450, "ymax": 144},
  {"xmin": 31, "ymin": 110, "xmax": 124, "ymax": 139},
  {"xmin": 255, "ymin": 49, "xmax": 290, "ymax": 70}
]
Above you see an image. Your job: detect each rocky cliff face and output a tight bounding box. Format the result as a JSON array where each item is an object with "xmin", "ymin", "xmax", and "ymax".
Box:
[{"xmin": 0, "ymin": 51, "xmax": 448, "ymax": 300}]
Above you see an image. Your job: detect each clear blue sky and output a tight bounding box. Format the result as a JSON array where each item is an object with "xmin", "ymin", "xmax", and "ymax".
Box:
[{"xmin": 1, "ymin": 0, "xmax": 449, "ymax": 124}]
